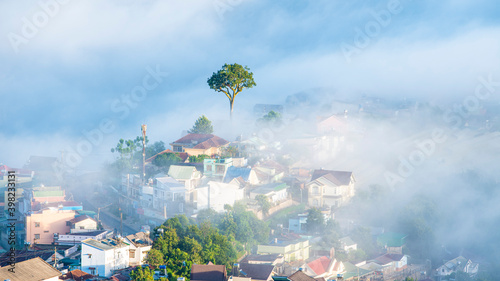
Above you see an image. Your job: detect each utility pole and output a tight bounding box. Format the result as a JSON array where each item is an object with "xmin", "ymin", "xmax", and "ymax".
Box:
[
  {"xmin": 141, "ymin": 124, "xmax": 147, "ymax": 184},
  {"xmin": 119, "ymin": 207, "xmax": 123, "ymax": 237}
]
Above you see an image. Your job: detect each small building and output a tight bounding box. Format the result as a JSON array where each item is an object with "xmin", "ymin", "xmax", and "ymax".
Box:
[
  {"xmin": 224, "ymin": 166, "xmax": 260, "ymax": 185},
  {"xmin": 153, "ymin": 176, "xmax": 187, "ymax": 217},
  {"xmin": 168, "ymin": 165, "xmax": 202, "ymax": 190},
  {"xmin": 56, "ymin": 230, "xmax": 112, "ymax": 245},
  {"xmin": 0, "ymin": 257, "xmax": 62, "ymax": 281},
  {"xmin": 339, "ymin": 236, "xmax": 357, "ymax": 253},
  {"xmin": 435, "ymin": 256, "xmax": 479, "ymax": 279},
  {"xmin": 237, "ymin": 262, "xmax": 275, "ymax": 281},
  {"xmin": 195, "ymin": 181, "xmax": 244, "ymax": 212},
  {"xmin": 376, "ymin": 232, "xmax": 407, "ymax": 254},
  {"xmin": 304, "ymin": 256, "xmax": 345, "ymax": 279},
  {"xmin": 124, "ymin": 232, "xmax": 152, "ymax": 266},
  {"xmin": 81, "ymin": 238, "xmax": 130, "ymax": 277},
  {"xmin": 257, "ymin": 238, "xmax": 310, "ymax": 262},
  {"xmin": 250, "ymin": 183, "xmax": 288, "ymax": 204},
  {"xmin": 69, "ymin": 215, "xmax": 98, "ymax": 233},
  {"xmin": 204, "ymin": 158, "xmax": 234, "ymax": 179},
  {"xmin": 288, "ymin": 214, "xmax": 308, "ymax": 234}
]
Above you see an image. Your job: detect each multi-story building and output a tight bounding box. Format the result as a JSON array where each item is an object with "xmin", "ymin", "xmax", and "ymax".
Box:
[{"xmin": 81, "ymin": 238, "xmax": 129, "ymax": 277}]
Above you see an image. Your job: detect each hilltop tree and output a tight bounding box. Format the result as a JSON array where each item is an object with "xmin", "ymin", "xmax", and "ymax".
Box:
[
  {"xmin": 257, "ymin": 110, "xmax": 282, "ymax": 127},
  {"xmin": 207, "ymin": 63, "xmax": 256, "ymax": 119},
  {"xmin": 256, "ymin": 195, "xmax": 272, "ymax": 216},
  {"xmin": 306, "ymin": 208, "xmax": 325, "ymax": 234},
  {"xmin": 188, "ymin": 115, "xmax": 214, "ymax": 134}
]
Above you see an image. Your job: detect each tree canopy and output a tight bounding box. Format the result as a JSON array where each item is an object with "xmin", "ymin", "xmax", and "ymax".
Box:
[
  {"xmin": 257, "ymin": 111, "xmax": 282, "ymax": 127},
  {"xmin": 306, "ymin": 207, "xmax": 325, "ymax": 234},
  {"xmin": 207, "ymin": 63, "xmax": 256, "ymax": 118},
  {"xmin": 188, "ymin": 115, "xmax": 214, "ymax": 134}
]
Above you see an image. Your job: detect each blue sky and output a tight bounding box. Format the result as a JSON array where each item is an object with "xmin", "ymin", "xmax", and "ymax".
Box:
[{"xmin": 1, "ymin": 0, "xmax": 500, "ymax": 167}]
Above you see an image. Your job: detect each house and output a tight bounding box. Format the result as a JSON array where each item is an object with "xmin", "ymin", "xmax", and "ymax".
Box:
[
  {"xmin": 341, "ymin": 262, "xmax": 374, "ymax": 281},
  {"xmin": 257, "ymin": 238, "xmax": 310, "ymax": 262},
  {"xmin": 56, "ymin": 230, "xmax": 112, "ymax": 245},
  {"xmin": 204, "ymin": 158, "xmax": 234, "ymax": 179},
  {"xmin": 224, "ymin": 166, "xmax": 260, "ymax": 185},
  {"xmin": 376, "ymin": 232, "xmax": 407, "ymax": 254},
  {"xmin": 68, "ymin": 215, "xmax": 98, "ymax": 233},
  {"xmin": 153, "ymin": 176, "xmax": 187, "ymax": 217},
  {"xmin": 253, "ymin": 160, "xmax": 287, "ymax": 184},
  {"xmin": 168, "ymin": 165, "xmax": 202, "ymax": 190},
  {"xmin": 0, "ymin": 257, "xmax": 62, "ymax": 281},
  {"xmin": 303, "ymin": 256, "xmax": 345, "ymax": 280},
  {"xmin": 0, "ymin": 249, "xmax": 65, "ymax": 267},
  {"xmin": 124, "ymin": 231, "xmax": 152, "ymax": 266},
  {"xmin": 288, "ymin": 214, "xmax": 308, "ymax": 234},
  {"xmin": 306, "ymin": 169, "xmax": 355, "ymax": 208},
  {"xmin": 195, "ymin": 181, "xmax": 245, "ymax": 212},
  {"xmin": 25, "ymin": 208, "xmax": 76, "ymax": 245},
  {"xmin": 435, "ymin": 256, "xmax": 479, "ymax": 279},
  {"xmin": 316, "ymin": 114, "xmax": 349, "ymax": 135},
  {"xmin": 370, "ymin": 253, "xmax": 408, "ymax": 275},
  {"xmin": 250, "ymin": 183, "xmax": 288, "ymax": 204},
  {"xmin": 338, "ymin": 236, "xmax": 357, "ymax": 253},
  {"xmin": 237, "ymin": 262, "xmax": 276, "ymax": 281},
  {"xmin": 81, "ymin": 238, "xmax": 130, "ymax": 277},
  {"xmin": 191, "ymin": 263, "xmax": 227, "ymax": 281},
  {"xmin": 170, "ymin": 133, "xmax": 229, "ymax": 156}
]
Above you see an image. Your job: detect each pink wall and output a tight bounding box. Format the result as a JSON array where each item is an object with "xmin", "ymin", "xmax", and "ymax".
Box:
[{"xmin": 25, "ymin": 209, "xmax": 76, "ymax": 245}]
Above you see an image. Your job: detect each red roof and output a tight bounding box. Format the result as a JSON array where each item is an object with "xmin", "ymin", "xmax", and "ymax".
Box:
[
  {"xmin": 307, "ymin": 256, "xmax": 331, "ymax": 275},
  {"xmin": 172, "ymin": 134, "xmax": 229, "ymax": 149}
]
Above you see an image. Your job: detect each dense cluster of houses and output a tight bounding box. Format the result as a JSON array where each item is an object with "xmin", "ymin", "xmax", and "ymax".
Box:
[{"xmin": 0, "ymin": 109, "xmax": 482, "ymax": 280}]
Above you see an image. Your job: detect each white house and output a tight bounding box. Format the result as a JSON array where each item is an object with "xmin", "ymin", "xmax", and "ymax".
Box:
[
  {"xmin": 339, "ymin": 236, "xmax": 357, "ymax": 253},
  {"xmin": 69, "ymin": 215, "xmax": 98, "ymax": 233},
  {"xmin": 153, "ymin": 176, "xmax": 187, "ymax": 217},
  {"xmin": 124, "ymin": 232, "xmax": 152, "ymax": 266},
  {"xmin": 81, "ymin": 238, "xmax": 130, "ymax": 277},
  {"xmin": 307, "ymin": 169, "xmax": 355, "ymax": 208},
  {"xmin": 195, "ymin": 181, "xmax": 245, "ymax": 212},
  {"xmin": 250, "ymin": 182, "xmax": 288, "ymax": 204},
  {"xmin": 435, "ymin": 256, "xmax": 479, "ymax": 279}
]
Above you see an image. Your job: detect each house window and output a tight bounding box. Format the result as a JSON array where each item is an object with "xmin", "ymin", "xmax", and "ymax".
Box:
[
  {"xmin": 173, "ymin": 146, "xmax": 183, "ymax": 152},
  {"xmin": 313, "ymin": 199, "xmax": 319, "ymax": 206},
  {"xmin": 130, "ymin": 250, "xmax": 136, "ymax": 258},
  {"xmin": 313, "ymin": 186, "xmax": 319, "ymax": 195},
  {"xmin": 80, "ymin": 226, "xmax": 85, "ymax": 229},
  {"xmin": 206, "ymin": 165, "xmax": 212, "ymax": 172},
  {"xmin": 216, "ymin": 165, "xmax": 225, "ymax": 174},
  {"xmin": 66, "ymin": 221, "xmax": 71, "ymax": 226},
  {"xmin": 34, "ymin": 234, "xmax": 40, "ymax": 240},
  {"xmin": 44, "ymin": 230, "xmax": 49, "ymax": 233},
  {"xmin": 35, "ymin": 222, "xmax": 40, "ymax": 227}
]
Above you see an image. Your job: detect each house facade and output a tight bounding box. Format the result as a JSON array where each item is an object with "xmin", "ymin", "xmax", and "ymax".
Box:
[
  {"xmin": 81, "ymin": 238, "xmax": 130, "ymax": 277},
  {"xmin": 25, "ymin": 208, "xmax": 76, "ymax": 245},
  {"xmin": 257, "ymin": 239, "xmax": 310, "ymax": 262},
  {"xmin": 306, "ymin": 169, "xmax": 355, "ymax": 208},
  {"xmin": 250, "ymin": 183, "xmax": 288, "ymax": 204},
  {"xmin": 194, "ymin": 181, "xmax": 245, "ymax": 212},
  {"xmin": 124, "ymin": 232, "xmax": 152, "ymax": 266}
]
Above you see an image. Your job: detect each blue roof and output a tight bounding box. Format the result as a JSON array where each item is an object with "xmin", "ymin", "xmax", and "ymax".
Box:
[{"xmin": 223, "ymin": 166, "xmax": 251, "ymax": 183}]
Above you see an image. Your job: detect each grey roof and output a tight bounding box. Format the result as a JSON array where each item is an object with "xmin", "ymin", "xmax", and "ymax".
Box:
[
  {"xmin": 239, "ymin": 263, "xmax": 275, "ymax": 281},
  {"xmin": 310, "ymin": 169, "xmax": 353, "ymax": 186},
  {"xmin": 224, "ymin": 166, "xmax": 252, "ymax": 183}
]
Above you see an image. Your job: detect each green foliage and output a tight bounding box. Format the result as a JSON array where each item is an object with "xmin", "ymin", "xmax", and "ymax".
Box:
[
  {"xmin": 306, "ymin": 208, "xmax": 325, "ymax": 233},
  {"xmin": 257, "ymin": 111, "xmax": 282, "ymax": 127},
  {"xmin": 146, "ymin": 141, "xmax": 166, "ymax": 158},
  {"xmin": 146, "ymin": 248, "xmax": 165, "ymax": 267},
  {"xmin": 196, "ymin": 202, "xmax": 270, "ymax": 252},
  {"xmin": 151, "ymin": 215, "xmax": 245, "ymax": 278},
  {"xmin": 188, "ymin": 154, "xmax": 210, "ymax": 163},
  {"xmin": 189, "ymin": 115, "xmax": 214, "ymax": 134},
  {"xmin": 207, "ymin": 63, "xmax": 256, "ymax": 118},
  {"xmin": 221, "ymin": 146, "xmax": 239, "ymax": 158},
  {"xmin": 350, "ymin": 226, "xmax": 382, "ymax": 258},
  {"xmin": 256, "ymin": 195, "xmax": 272, "ymax": 216},
  {"xmin": 130, "ymin": 266, "xmax": 159, "ymax": 281},
  {"xmin": 153, "ymin": 153, "xmax": 183, "ymax": 168}
]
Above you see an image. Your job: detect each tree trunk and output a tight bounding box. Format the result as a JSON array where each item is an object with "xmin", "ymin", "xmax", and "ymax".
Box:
[{"xmin": 230, "ymin": 98, "xmax": 234, "ymax": 120}]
